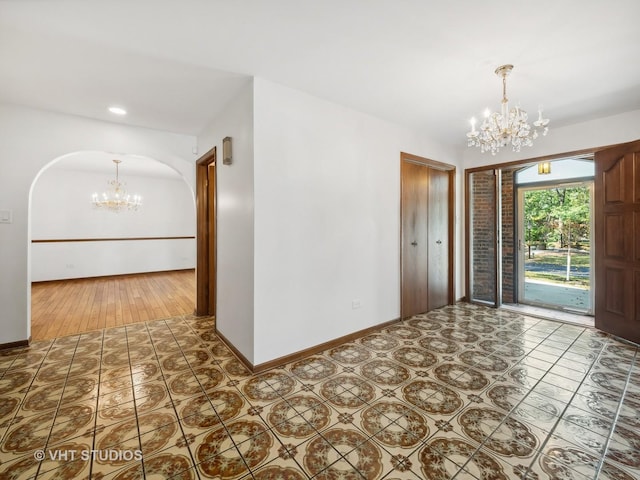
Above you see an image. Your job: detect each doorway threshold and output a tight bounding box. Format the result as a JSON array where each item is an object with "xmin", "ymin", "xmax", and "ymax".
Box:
[{"xmin": 501, "ymin": 303, "xmax": 594, "ymax": 328}]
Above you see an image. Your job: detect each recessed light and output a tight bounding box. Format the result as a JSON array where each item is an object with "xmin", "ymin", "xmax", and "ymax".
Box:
[{"xmin": 108, "ymin": 106, "xmax": 127, "ymax": 115}]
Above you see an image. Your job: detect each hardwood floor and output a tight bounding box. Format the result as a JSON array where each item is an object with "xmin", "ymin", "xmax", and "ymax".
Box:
[{"xmin": 31, "ymin": 269, "xmax": 196, "ymax": 341}]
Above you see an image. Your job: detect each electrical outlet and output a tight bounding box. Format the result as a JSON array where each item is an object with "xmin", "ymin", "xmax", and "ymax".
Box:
[{"xmin": 352, "ymin": 300, "xmax": 362, "ymax": 309}]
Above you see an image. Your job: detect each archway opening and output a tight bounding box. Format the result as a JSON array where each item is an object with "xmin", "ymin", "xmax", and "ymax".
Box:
[{"xmin": 29, "ymin": 151, "xmax": 196, "ymax": 340}]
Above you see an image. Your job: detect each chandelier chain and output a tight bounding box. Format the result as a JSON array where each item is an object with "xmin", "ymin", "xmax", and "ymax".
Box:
[{"xmin": 502, "ymin": 71, "xmax": 507, "ymax": 102}]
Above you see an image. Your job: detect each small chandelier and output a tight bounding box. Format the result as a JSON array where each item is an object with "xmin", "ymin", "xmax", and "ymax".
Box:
[
  {"xmin": 92, "ymin": 159, "xmax": 142, "ymax": 212},
  {"xmin": 466, "ymin": 64, "xmax": 549, "ymax": 155}
]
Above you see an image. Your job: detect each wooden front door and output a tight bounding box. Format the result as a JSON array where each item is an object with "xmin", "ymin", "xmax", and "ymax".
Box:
[
  {"xmin": 401, "ymin": 154, "xmax": 454, "ymax": 318},
  {"xmin": 594, "ymin": 139, "xmax": 640, "ymax": 343}
]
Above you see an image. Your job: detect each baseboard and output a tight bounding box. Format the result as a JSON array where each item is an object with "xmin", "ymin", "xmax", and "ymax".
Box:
[
  {"xmin": 214, "ymin": 317, "xmax": 403, "ymax": 374},
  {"xmin": 32, "ymin": 268, "xmax": 195, "ymax": 284},
  {"xmin": 215, "ymin": 328, "xmax": 254, "ymax": 373},
  {"xmin": 0, "ymin": 337, "xmax": 30, "ymax": 351},
  {"xmin": 252, "ymin": 317, "xmax": 402, "ymax": 373}
]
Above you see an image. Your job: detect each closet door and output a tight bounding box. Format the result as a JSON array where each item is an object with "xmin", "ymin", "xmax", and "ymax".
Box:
[
  {"xmin": 427, "ymin": 167, "xmax": 450, "ymax": 309},
  {"xmin": 401, "ymin": 160, "xmax": 430, "ymax": 317},
  {"xmin": 401, "ymin": 154, "xmax": 454, "ymax": 318}
]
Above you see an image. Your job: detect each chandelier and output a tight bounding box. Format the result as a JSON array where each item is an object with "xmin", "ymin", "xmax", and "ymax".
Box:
[
  {"xmin": 92, "ymin": 159, "xmax": 142, "ymax": 212},
  {"xmin": 466, "ymin": 64, "xmax": 549, "ymax": 155}
]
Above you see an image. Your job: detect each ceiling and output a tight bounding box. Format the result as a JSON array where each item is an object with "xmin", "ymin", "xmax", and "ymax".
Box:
[{"xmin": 2, "ymin": 0, "xmax": 639, "ymax": 151}]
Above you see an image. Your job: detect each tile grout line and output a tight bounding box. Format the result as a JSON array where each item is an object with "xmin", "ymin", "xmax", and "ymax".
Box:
[
  {"xmin": 450, "ymin": 315, "xmax": 564, "ymax": 478},
  {"xmin": 86, "ymin": 328, "xmax": 106, "ymax": 480},
  {"xmin": 37, "ymin": 334, "xmax": 83, "ymax": 478},
  {"xmin": 3, "ymin": 305, "xmax": 639, "ymax": 480},
  {"xmin": 519, "ymin": 328, "xmax": 612, "ymax": 480},
  {"xmin": 170, "ymin": 315, "xmax": 265, "ymax": 478},
  {"xmin": 382, "ymin": 315, "xmax": 515, "ymax": 478},
  {"xmin": 272, "ymin": 350, "xmax": 375, "ymax": 478},
  {"xmin": 313, "ymin": 339, "xmax": 405, "ymax": 475},
  {"xmin": 149, "ymin": 317, "xmax": 203, "ymax": 479},
  {"xmin": 0, "ymin": 339, "xmax": 56, "ymax": 447},
  {"xmin": 123, "ymin": 324, "xmax": 146, "ymax": 479},
  {"xmin": 165, "ymin": 315, "xmax": 226, "ymax": 477},
  {"xmin": 371, "ymin": 316, "xmax": 521, "ymax": 478},
  {"xmin": 592, "ymin": 345, "xmax": 638, "ymax": 480},
  {"xmin": 454, "ymin": 319, "xmax": 600, "ymax": 479}
]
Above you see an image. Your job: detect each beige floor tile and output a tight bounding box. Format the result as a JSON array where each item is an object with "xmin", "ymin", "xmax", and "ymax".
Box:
[
  {"xmin": 0, "ymin": 453, "xmax": 41, "ymax": 479},
  {"xmin": 241, "ymin": 457, "xmax": 309, "ymax": 480},
  {"xmin": 36, "ymin": 437, "xmax": 93, "ymax": 478},
  {"xmin": 1, "ymin": 304, "xmax": 639, "ymax": 479},
  {"xmin": 93, "ymin": 416, "xmax": 140, "ymax": 452},
  {"xmin": 140, "ymin": 447, "xmax": 197, "ymax": 479},
  {"xmin": 192, "ymin": 429, "xmax": 249, "ymax": 479},
  {"xmin": 91, "ymin": 458, "xmax": 143, "ymax": 479}
]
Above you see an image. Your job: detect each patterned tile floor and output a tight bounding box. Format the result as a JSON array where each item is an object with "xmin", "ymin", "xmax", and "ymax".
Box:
[{"xmin": 0, "ymin": 303, "xmax": 639, "ymax": 479}]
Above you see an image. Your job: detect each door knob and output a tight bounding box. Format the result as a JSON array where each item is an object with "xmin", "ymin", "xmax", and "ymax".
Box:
[
  {"xmin": 436, "ymin": 240, "xmax": 442, "ymax": 244},
  {"xmin": 411, "ymin": 241, "xmax": 418, "ymax": 246}
]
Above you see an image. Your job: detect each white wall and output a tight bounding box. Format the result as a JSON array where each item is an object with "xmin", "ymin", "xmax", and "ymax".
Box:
[
  {"xmin": 455, "ymin": 109, "xmax": 640, "ymax": 300},
  {"xmin": 31, "ymin": 168, "xmax": 195, "ymax": 281},
  {"xmin": 252, "ymin": 78, "xmax": 458, "ymax": 365},
  {"xmin": 0, "ymin": 103, "xmax": 197, "ymax": 344},
  {"xmin": 197, "ymin": 81, "xmax": 255, "ymax": 363},
  {"xmin": 32, "ymin": 239, "xmax": 195, "ymax": 281}
]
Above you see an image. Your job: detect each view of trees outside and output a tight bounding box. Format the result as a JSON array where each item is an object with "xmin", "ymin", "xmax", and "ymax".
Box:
[{"xmin": 523, "ymin": 185, "xmax": 590, "ymax": 287}]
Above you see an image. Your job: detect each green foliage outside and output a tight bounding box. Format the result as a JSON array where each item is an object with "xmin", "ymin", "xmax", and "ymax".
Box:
[
  {"xmin": 523, "ymin": 185, "xmax": 591, "ymax": 287},
  {"xmin": 524, "ymin": 186, "xmax": 590, "ymax": 249}
]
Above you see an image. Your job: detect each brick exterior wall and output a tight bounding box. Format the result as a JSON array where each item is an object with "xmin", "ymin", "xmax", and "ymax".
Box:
[
  {"xmin": 470, "ymin": 169, "xmax": 516, "ymax": 304},
  {"xmin": 471, "ymin": 171, "xmax": 496, "ymax": 302},
  {"xmin": 501, "ymin": 170, "xmax": 515, "ymax": 303}
]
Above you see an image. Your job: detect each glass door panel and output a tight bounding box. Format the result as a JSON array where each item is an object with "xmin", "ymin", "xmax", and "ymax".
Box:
[{"xmin": 517, "ymin": 182, "xmax": 593, "ymax": 313}]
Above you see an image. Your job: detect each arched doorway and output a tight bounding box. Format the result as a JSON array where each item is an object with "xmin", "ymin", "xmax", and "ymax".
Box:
[{"xmin": 29, "ymin": 151, "xmax": 197, "ymax": 340}]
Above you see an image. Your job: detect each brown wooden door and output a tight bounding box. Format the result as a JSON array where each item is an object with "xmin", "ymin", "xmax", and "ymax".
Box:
[
  {"xmin": 196, "ymin": 147, "xmax": 216, "ymax": 316},
  {"xmin": 402, "ymin": 160, "xmax": 429, "ymax": 317},
  {"xmin": 207, "ymin": 163, "xmax": 216, "ymax": 315},
  {"xmin": 401, "ymin": 157, "xmax": 453, "ymax": 318},
  {"xmin": 428, "ymin": 167, "xmax": 450, "ymax": 309},
  {"xmin": 594, "ymin": 139, "xmax": 640, "ymax": 343}
]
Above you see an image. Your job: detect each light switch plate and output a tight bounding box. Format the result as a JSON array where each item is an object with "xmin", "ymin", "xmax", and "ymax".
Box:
[{"xmin": 0, "ymin": 210, "xmax": 13, "ymax": 224}]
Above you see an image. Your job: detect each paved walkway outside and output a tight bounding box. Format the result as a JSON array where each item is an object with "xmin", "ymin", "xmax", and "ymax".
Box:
[{"xmin": 523, "ymin": 279, "xmax": 591, "ymax": 311}]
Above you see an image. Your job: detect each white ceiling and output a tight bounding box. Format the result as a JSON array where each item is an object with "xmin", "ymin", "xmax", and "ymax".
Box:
[{"xmin": 2, "ymin": 0, "xmax": 640, "ymax": 150}]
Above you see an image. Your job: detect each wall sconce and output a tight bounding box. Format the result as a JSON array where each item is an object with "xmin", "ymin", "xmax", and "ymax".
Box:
[
  {"xmin": 538, "ymin": 161, "xmax": 551, "ymax": 175},
  {"xmin": 223, "ymin": 137, "xmax": 232, "ymax": 165}
]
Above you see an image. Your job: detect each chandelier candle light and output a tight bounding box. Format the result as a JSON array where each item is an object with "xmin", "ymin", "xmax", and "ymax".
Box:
[
  {"xmin": 467, "ymin": 64, "xmax": 549, "ymax": 155},
  {"xmin": 92, "ymin": 159, "xmax": 142, "ymax": 212}
]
